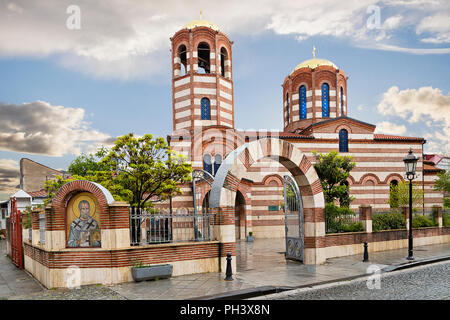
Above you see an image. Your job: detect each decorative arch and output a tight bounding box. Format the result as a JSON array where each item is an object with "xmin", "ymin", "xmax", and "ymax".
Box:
[
  {"xmin": 335, "ymin": 124, "xmax": 353, "ymax": 134},
  {"xmin": 346, "ymin": 175, "xmax": 356, "ymax": 185},
  {"xmin": 262, "ymin": 174, "xmax": 283, "ymax": 187},
  {"xmin": 383, "ymin": 173, "xmax": 404, "ymax": 184},
  {"xmin": 359, "ymin": 173, "xmax": 382, "ymax": 185}
]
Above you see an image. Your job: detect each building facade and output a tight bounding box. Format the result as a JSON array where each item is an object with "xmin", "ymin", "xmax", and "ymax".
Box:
[{"xmin": 166, "ymin": 19, "xmax": 444, "ymax": 239}]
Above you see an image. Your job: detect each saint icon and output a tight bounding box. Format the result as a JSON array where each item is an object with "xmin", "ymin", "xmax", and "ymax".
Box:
[{"xmin": 68, "ymin": 200, "xmax": 101, "ymax": 247}]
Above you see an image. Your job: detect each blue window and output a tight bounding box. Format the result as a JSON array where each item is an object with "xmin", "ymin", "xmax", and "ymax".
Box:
[
  {"xmin": 339, "ymin": 129, "xmax": 348, "ymax": 152},
  {"xmin": 322, "ymin": 83, "xmax": 329, "ymax": 118},
  {"xmin": 213, "ymin": 154, "xmax": 222, "ymax": 176},
  {"xmin": 340, "ymin": 87, "xmax": 344, "ymax": 116},
  {"xmin": 203, "ymin": 154, "xmax": 212, "ymax": 174},
  {"xmin": 201, "ymin": 98, "xmax": 211, "ymax": 120},
  {"xmin": 299, "ymin": 85, "xmax": 307, "ymax": 119},
  {"xmin": 286, "ymin": 93, "xmax": 290, "ymax": 124}
]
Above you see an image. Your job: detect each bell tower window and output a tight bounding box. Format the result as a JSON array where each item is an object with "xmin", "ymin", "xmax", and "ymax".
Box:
[
  {"xmin": 322, "ymin": 83, "xmax": 329, "ymax": 118},
  {"xmin": 340, "ymin": 86, "xmax": 344, "ymax": 116},
  {"xmin": 198, "ymin": 42, "xmax": 210, "ymax": 74},
  {"xmin": 201, "ymin": 97, "xmax": 211, "ymax": 120},
  {"xmin": 299, "ymin": 85, "xmax": 307, "ymax": 119},
  {"xmin": 220, "ymin": 47, "xmax": 228, "ymax": 78},
  {"xmin": 203, "ymin": 154, "xmax": 212, "ymax": 174},
  {"xmin": 339, "ymin": 129, "xmax": 349, "ymax": 152},
  {"xmin": 178, "ymin": 44, "xmax": 187, "ymax": 76},
  {"xmin": 286, "ymin": 93, "xmax": 290, "ymax": 124}
]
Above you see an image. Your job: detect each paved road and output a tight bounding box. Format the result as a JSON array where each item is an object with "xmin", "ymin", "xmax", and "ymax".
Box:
[{"xmin": 263, "ymin": 260, "xmax": 450, "ymax": 300}]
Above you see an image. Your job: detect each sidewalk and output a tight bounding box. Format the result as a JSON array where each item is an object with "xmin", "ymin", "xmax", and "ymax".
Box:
[{"xmin": 2, "ymin": 238, "xmax": 450, "ymax": 300}]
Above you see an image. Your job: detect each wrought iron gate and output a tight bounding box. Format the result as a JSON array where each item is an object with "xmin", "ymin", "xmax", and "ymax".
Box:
[
  {"xmin": 192, "ymin": 169, "xmax": 215, "ymax": 240},
  {"xmin": 283, "ymin": 175, "xmax": 304, "ymax": 262},
  {"xmin": 10, "ymin": 197, "xmax": 23, "ymax": 269}
]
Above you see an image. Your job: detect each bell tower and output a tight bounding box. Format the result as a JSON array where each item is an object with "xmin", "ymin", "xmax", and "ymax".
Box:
[{"xmin": 171, "ymin": 17, "xmax": 234, "ymax": 133}]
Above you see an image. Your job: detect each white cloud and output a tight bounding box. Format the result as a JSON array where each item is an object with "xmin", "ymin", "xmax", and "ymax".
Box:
[
  {"xmin": 417, "ymin": 13, "xmax": 450, "ymax": 43},
  {"xmin": 0, "ymin": 159, "xmax": 19, "ymax": 194},
  {"xmin": 0, "ymin": 101, "xmax": 111, "ymax": 156},
  {"xmin": 0, "ymin": 0, "xmax": 448, "ymax": 80},
  {"xmin": 377, "ymin": 86, "xmax": 450, "ymax": 155},
  {"xmin": 375, "ymin": 121, "xmax": 407, "ymax": 135}
]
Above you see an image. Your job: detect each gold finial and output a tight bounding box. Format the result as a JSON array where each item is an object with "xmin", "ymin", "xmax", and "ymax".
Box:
[
  {"xmin": 200, "ymin": 10, "xmax": 202, "ymax": 19},
  {"xmin": 312, "ymin": 46, "xmax": 316, "ymax": 59}
]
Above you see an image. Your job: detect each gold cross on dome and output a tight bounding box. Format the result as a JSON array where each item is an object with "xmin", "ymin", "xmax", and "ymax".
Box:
[
  {"xmin": 200, "ymin": 10, "xmax": 202, "ymax": 19},
  {"xmin": 313, "ymin": 46, "xmax": 316, "ymax": 58}
]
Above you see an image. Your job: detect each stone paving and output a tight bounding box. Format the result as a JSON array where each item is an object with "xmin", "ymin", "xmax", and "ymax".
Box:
[{"xmin": 1, "ymin": 238, "xmax": 449, "ymax": 300}]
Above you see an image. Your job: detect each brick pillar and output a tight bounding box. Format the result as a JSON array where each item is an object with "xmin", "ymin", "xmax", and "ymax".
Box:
[
  {"xmin": 359, "ymin": 205, "xmax": 372, "ymax": 233},
  {"xmin": 432, "ymin": 205, "xmax": 443, "ymax": 228},
  {"xmin": 401, "ymin": 206, "xmax": 409, "ymax": 230},
  {"xmin": 31, "ymin": 207, "xmax": 42, "ymax": 246}
]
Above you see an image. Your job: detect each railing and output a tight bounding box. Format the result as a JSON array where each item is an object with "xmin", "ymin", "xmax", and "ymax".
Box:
[
  {"xmin": 325, "ymin": 211, "xmax": 361, "ymax": 234},
  {"xmin": 130, "ymin": 208, "xmax": 215, "ymax": 246},
  {"xmin": 39, "ymin": 214, "xmax": 45, "ymax": 244}
]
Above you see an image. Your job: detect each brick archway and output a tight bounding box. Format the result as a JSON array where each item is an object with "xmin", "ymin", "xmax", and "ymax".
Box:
[{"xmin": 209, "ymin": 138, "xmax": 326, "ymax": 266}]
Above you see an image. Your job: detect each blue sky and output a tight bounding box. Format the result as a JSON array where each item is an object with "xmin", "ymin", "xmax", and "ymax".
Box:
[{"xmin": 0, "ymin": 0, "xmax": 449, "ymax": 195}]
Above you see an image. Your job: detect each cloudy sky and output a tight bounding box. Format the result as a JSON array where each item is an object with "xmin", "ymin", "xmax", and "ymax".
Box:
[{"xmin": 0, "ymin": 0, "xmax": 449, "ymax": 197}]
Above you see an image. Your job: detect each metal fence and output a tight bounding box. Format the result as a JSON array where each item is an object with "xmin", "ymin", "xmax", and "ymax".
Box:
[
  {"xmin": 130, "ymin": 208, "xmax": 215, "ymax": 246},
  {"xmin": 39, "ymin": 214, "xmax": 45, "ymax": 244},
  {"xmin": 325, "ymin": 211, "xmax": 360, "ymax": 234}
]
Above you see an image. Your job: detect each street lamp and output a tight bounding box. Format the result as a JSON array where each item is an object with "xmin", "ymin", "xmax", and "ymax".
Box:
[{"xmin": 403, "ymin": 148, "xmax": 419, "ymax": 261}]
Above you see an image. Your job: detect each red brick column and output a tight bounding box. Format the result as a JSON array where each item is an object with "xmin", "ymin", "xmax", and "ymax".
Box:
[{"xmin": 359, "ymin": 205, "xmax": 372, "ymax": 233}]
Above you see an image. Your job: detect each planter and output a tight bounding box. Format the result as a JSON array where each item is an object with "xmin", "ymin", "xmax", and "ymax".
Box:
[
  {"xmin": 246, "ymin": 235, "xmax": 254, "ymax": 242},
  {"xmin": 131, "ymin": 264, "xmax": 173, "ymax": 282}
]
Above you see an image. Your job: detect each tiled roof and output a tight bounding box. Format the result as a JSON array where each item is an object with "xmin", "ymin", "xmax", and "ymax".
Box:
[
  {"xmin": 27, "ymin": 189, "xmax": 48, "ymax": 198},
  {"xmin": 374, "ymin": 134, "xmax": 424, "ymax": 141},
  {"xmin": 240, "ymin": 131, "xmax": 314, "ymax": 139},
  {"xmin": 424, "ymin": 163, "xmax": 442, "ymax": 172}
]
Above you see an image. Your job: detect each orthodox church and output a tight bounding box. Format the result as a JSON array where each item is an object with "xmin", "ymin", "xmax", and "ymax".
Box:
[{"xmin": 166, "ymin": 18, "xmax": 443, "ymax": 239}]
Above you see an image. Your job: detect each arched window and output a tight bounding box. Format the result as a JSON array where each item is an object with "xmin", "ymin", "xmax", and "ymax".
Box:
[
  {"xmin": 201, "ymin": 98, "xmax": 211, "ymax": 120},
  {"xmin": 322, "ymin": 83, "xmax": 329, "ymax": 118},
  {"xmin": 178, "ymin": 44, "xmax": 187, "ymax": 76},
  {"xmin": 220, "ymin": 47, "xmax": 228, "ymax": 78},
  {"xmin": 197, "ymin": 42, "xmax": 210, "ymax": 74},
  {"xmin": 340, "ymin": 86, "xmax": 344, "ymax": 116},
  {"xmin": 299, "ymin": 85, "xmax": 307, "ymax": 119},
  {"xmin": 203, "ymin": 154, "xmax": 212, "ymax": 175},
  {"xmin": 339, "ymin": 129, "xmax": 348, "ymax": 152},
  {"xmin": 286, "ymin": 93, "xmax": 290, "ymax": 124},
  {"xmin": 213, "ymin": 154, "xmax": 222, "ymax": 176},
  {"xmin": 389, "ymin": 180, "xmax": 399, "ymax": 208}
]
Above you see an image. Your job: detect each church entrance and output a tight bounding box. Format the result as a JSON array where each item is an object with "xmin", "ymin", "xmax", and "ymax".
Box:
[{"xmin": 234, "ymin": 191, "xmax": 246, "ymax": 240}]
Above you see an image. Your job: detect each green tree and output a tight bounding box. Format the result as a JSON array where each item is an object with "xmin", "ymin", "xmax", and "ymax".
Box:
[
  {"xmin": 433, "ymin": 170, "xmax": 450, "ymax": 208},
  {"xmin": 67, "ymin": 147, "xmax": 110, "ymax": 176},
  {"xmin": 389, "ymin": 182, "xmax": 399, "ymax": 208},
  {"xmin": 312, "ymin": 150, "xmax": 356, "ymax": 205},
  {"xmin": 392, "ymin": 181, "xmax": 424, "ymax": 209},
  {"xmin": 101, "ymin": 133, "xmax": 192, "ymax": 210}
]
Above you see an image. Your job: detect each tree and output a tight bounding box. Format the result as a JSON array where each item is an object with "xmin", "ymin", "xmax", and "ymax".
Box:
[
  {"xmin": 392, "ymin": 181, "xmax": 424, "ymax": 210},
  {"xmin": 101, "ymin": 133, "xmax": 192, "ymax": 210},
  {"xmin": 68, "ymin": 147, "xmax": 110, "ymax": 176},
  {"xmin": 434, "ymin": 170, "xmax": 450, "ymax": 208},
  {"xmin": 312, "ymin": 150, "xmax": 356, "ymax": 205}
]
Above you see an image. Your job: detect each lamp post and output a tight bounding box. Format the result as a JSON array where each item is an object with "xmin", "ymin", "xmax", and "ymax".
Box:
[{"xmin": 403, "ymin": 148, "xmax": 419, "ymax": 261}]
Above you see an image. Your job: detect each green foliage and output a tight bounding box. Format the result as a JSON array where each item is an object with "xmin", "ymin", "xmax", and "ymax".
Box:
[
  {"xmin": 325, "ymin": 203, "xmax": 363, "ymax": 233},
  {"xmin": 67, "ymin": 147, "xmax": 110, "ymax": 176},
  {"xmin": 393, "ymin": 181, "xmax": 424, "ymax": 209},
  {"xmin": 248, "ymin": 231, "xmax": 253, "ymax": 237},
  {"xmin": 434, "ymin": 171, "xmax": 450, "ymax": 209},
  {"xmin": 102, "ymin": 133, "xmax": 192, "ymax": 209},
  {"xmin": 312, "ymin": 151, "xmax": 356, "ymax": 205},
  {"xmin": 21, "ymin": 206, "xmax": 33, "ymax": 229},
  {"xmin": 389, "ymin": 183, "xmax": 399, "ymax": 208},
  {"xmin": 412, "ymin": 214, "xmax": 438, "ymax": 228},
  {"xmin": 372, "ymin": 211, "xmax": 406, "ymax": 232},
  {"xmin": 443, "ymin": 211, "xmax": 450, "ymax": 227}
]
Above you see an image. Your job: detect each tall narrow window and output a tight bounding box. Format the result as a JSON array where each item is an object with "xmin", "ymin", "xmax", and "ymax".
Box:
[
  {"xmin": 286, "ymin": 93, "xmax": 290, "ymax": 124},
  {"xmin": 201, "ymin": 98, "xmax": 211, "ymax": 120},
  {"xmin": 339, "ymin": 129, "xmax": 348, "ymax": 152},
  {"xmin": 203, "ymin": 154, "xmax": 212, "ymax": 175},
  {"xmin": 299, "ymin": 85, "xmax": 307, "ymax": 119},
  {"xmin": 340, "ymin": 86, "xmax": 344, "ymax": 116},
  {"xmin": 178, "ymin": 44, "xmax": 187, "ymax": 76},
  {"xmin": 213, "ymin": 154, "xmax": 222, "ymax": 176},
  {"xmin": 322, "ymin": 83, "xmax": 329, "ymax": 118},
  {"xmin": 197, "ymin": 42, "xmax": 210, "ymax": 74},
  {"xmin": 220, "ymin": 47, "xmax": 228, "ymax": 78}
]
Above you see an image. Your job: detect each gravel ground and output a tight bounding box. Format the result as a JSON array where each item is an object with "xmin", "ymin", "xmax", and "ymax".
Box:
[
  {"xmin": 268, "ymin": 261, "xmax": 450, "ymax": 300},
  {"xmin": 8, "ymin": 284, "xmax": 127, "ymax": 300}
]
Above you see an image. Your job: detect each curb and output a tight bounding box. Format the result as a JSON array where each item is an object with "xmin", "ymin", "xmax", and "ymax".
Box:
[{"xmin": 192, "ymin": 255, "xmax": 450, "ymax": 300}]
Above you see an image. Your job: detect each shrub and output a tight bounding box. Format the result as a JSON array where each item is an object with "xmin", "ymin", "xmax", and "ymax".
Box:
[
  {"xmin": 412, "ymin": 215, "xmax": 438, "ymax": 228},
  {"xmin": 443, "ymin": 212, "xmax": 450, "ymax": 227},
  {"xmin": 372, "ymin": 211, "xmax": 406, "ymax": 232},
  {"xmin": 325, "ymin": 203, "xmax": 364, "ymax": 233}
]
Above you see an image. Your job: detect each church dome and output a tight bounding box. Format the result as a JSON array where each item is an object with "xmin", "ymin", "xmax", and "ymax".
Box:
[
  {"xmin": 292, "ymin": 58, "xmax": 338, "ymax": 73},
  {"xmin": 184, "ymin": 19, "xmax": 220, "ymax": 32}
]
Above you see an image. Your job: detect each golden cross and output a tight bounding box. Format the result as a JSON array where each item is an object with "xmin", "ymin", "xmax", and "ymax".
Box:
[
  {"xmin": 313, "ymin": 46, "xmax": 316, "ymax": 58},
  {"xmin": 200, "ymin": 10, "xmax": 202, "ymax": 19}
]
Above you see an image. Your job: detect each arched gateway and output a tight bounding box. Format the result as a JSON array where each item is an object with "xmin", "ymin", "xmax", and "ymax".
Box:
[{"xmin": 209, "ymin": 138, "xmax": 326, "ymax": 268}]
